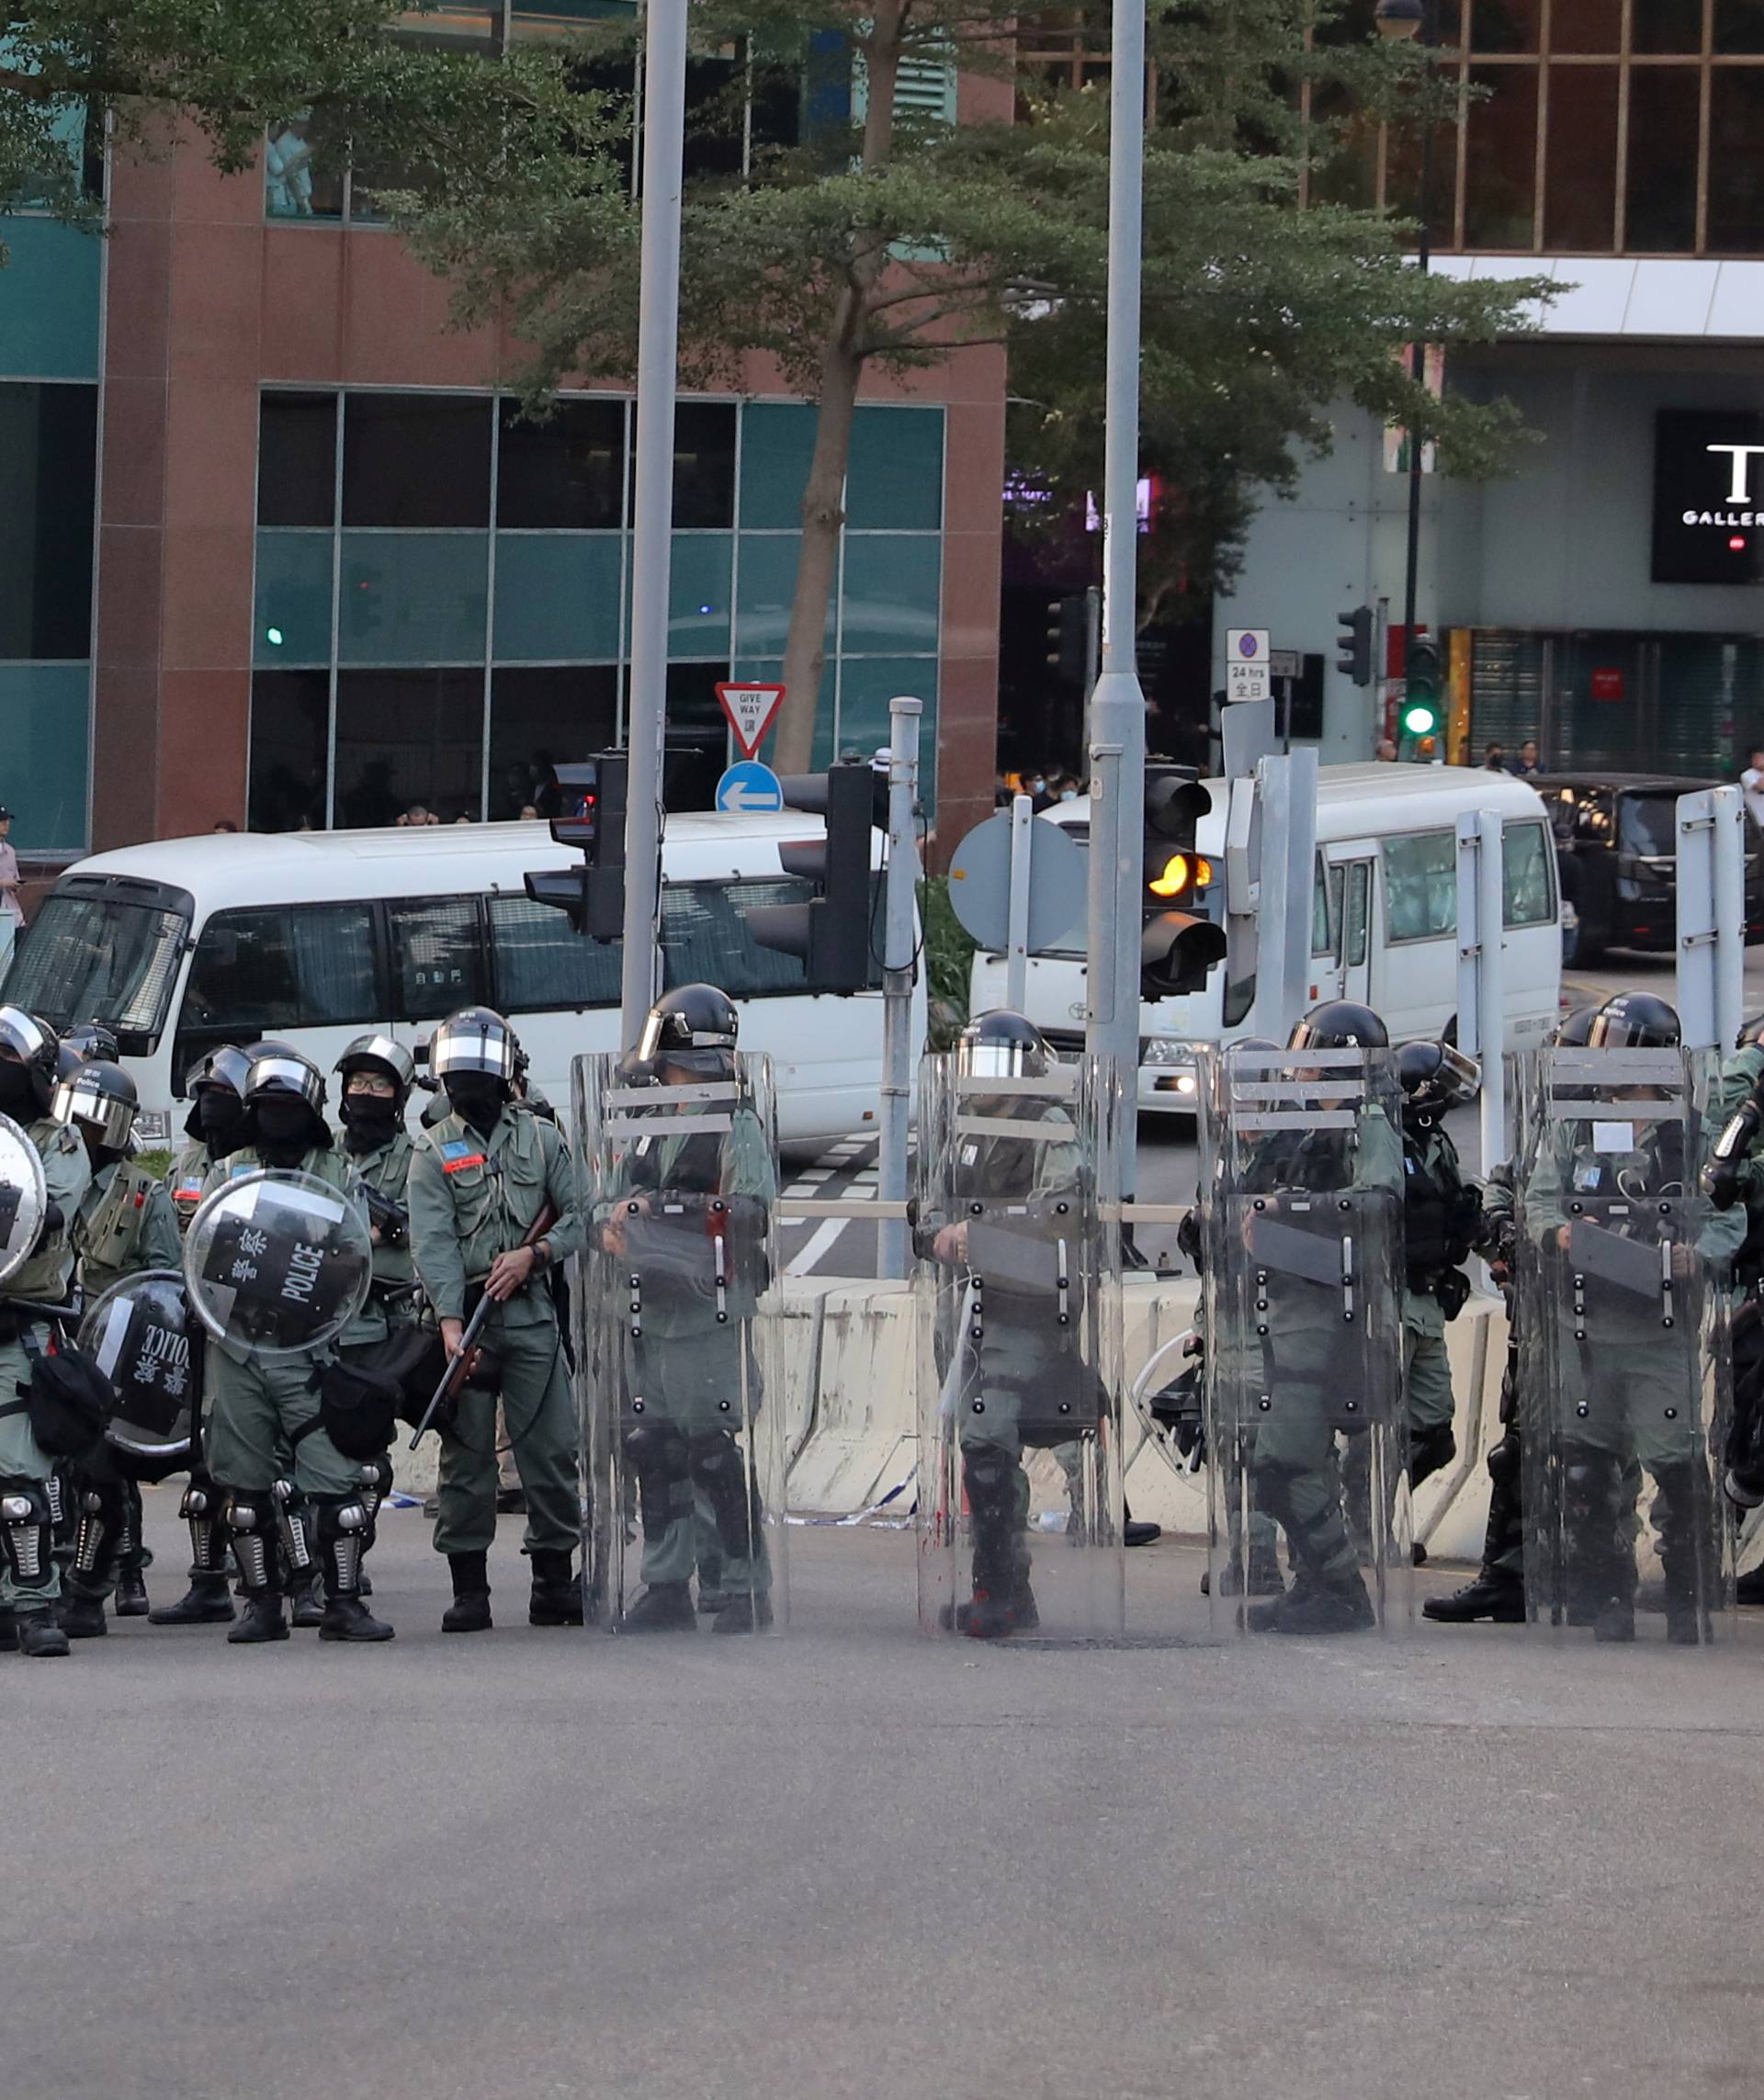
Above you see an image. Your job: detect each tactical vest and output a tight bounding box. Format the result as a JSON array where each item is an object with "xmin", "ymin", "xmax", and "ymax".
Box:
[
  {"xmin": 77, "ymin": 1160, "xmax": 159, "ymax": 1286},
  {"xmin": 1402, "ymin": 1123, "xmax": 1463, "ymax": 1279}
]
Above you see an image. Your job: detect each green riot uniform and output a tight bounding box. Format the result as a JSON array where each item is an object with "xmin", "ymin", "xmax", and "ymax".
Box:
[
  {"xmin": 407, "ymin": 1104, "xmax": 584, "ymax": 1562},
  {"xmin": 61, "ymin": 1156, "xmax": 181, "ymax": 1610},
  {"xmin": 165, "ymin": 1141, "xmax": 213, "ymax": 1235},
  {"xmin": 338, "ymin": 1128, "xmax": 422, "ymax": 1348},
  {"xmin": 1399, "ymin": 1117, "xmax": 1478, "ymax": 1471},
  {"xmin": 594, "ymin": 1101, "xmax": 776, "ymax": 1599},
  {"xmin": 198, "ymin": 1145, "xmax": 366, "ymax": 1503},
  {"xmin": 0, "ymin": 1119, "xmax": 90, "ymax": 1614}
]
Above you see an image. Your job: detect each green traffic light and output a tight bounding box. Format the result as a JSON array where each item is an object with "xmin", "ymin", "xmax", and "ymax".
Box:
[
  {"xmin": 1402, "ymin": 701, "xmax": 1438, "ymax": 737},
  {"xmin": 265, "ymin": 626, "xmax": 284, "ymax": 647}
]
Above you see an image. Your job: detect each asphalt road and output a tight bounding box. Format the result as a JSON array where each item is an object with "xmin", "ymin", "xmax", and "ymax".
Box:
[{"xmin": 13, "ymin": 1501, "xmax": 1764, "ymax": 2100}]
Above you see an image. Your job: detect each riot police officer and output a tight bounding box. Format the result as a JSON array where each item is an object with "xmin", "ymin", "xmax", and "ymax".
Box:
[
  {"xmin": 54, "ymin": 1060, "xmax": 181, "ymax": 1636},
  {"xmin": 591, "ymin": 985, "xmax": 778, "ymax": 1633},
  {"xmin": 1702, "ymin": 1014, "xmax": 1764, "ymax": 1604},
  {"xmin": 199, "ymin": 1047, "xmax": 393, "ymax": 1644},
  {"xmin": 0, "ymin": 1006, "xmax": 91, "ymax": 1656},
  {"xmin": 1219, "ymin": 1001, "xmax": 1404, "ymax": 1637},
  {"xmin": 1424, "ymin": 1003, "xmax": 1602, "ymax": 1625},
  {"xmin": 406, "ymin": 1006, "xmax": 584, "ymax": 1634},
  {"xmin": 1521, "ymin": 992, "xmax": 1737, "ymax": 1643}
]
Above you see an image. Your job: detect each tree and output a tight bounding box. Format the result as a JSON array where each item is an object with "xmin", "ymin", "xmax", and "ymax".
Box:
[
  {"xmin": 0, "ymin": 1, "xmax": 582, "ymax": 250},
  {"xmin": 392, "ymin": 1, "xmax": 1550, "ymax": 772}
]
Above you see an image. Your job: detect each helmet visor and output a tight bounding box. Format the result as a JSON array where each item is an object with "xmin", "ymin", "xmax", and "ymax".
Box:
[{"xmin": 53, "ymin": 1074, "xmax": 136, "ymax": 1151}]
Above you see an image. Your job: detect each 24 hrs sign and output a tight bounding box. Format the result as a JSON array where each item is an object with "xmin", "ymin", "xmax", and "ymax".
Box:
[{"xmin": 1653, "ymin": 410, "xmax": 1764, "ymax": 585}]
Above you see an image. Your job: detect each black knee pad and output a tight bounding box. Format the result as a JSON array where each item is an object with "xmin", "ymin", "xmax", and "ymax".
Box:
[
  {"xmin": 1487, "ymin": 1428, "xmax": 1521, "ymax": 1487},
  {"xmin": 689, "ymin": 1431, "xmax": 761, "ymax": 1556},
  {"xmin": 962, "ymin": 1445, "xmax": 1019, "ymax": 1529},
  {"xmin": 221, "ymin": 1487, "xmax": 278, "ymax": 1593},
  {"xmin": 624, "ymin": 1422, "xmax": 689, "ymax": 1530},
  {"xmin": 72, "ymin": 1478, "xmax": 126, "ymax": 1578},
  {"xmin": 0, "ymin": 1475, "xmax": 52, "ymax": 1588}
]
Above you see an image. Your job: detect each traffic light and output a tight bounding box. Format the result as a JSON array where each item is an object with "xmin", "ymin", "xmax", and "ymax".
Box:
[
  {"xmin": 524, "ymin": 753, "xmax": 628, "ymax": 941},
  {"xmin": 746, "ymin": 759, "xmax": 877, "ymax": 992},
  {"xmin": 1045, "ymin": 594, "xmax": 1091, "ymax": 685},
  {"xmin": 1402, "ymin": 637, "xmax": 1443, "ymax": 744},
  {"xmin": 1141, "ymin": 762, "xmax": 1227, "ymax": 999},
  {"xmin": 1336, "ymin": 605, "xmax": 1374, "ymax": 687}
]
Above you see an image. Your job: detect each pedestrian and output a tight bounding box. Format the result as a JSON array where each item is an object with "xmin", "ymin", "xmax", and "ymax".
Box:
[
  {"xmin": 1376, "ymin": 739, "xmax": 1399, "ymax": 762},
  {"xmin": 212, "ymin": 819, "xmax": 239, "ymax": 834},
  {"xmin": 53, "ymin": 1061, "xmax": 181, "ymax": 1638},
  {"xmin": 0, "ymin": 1008, "xmax": 90, "ymax": 1656},
  {"xmin": 1510, "ymin": 739, "xmax": 1540, "ymax": 776},
  {"xmin": 200, "ymin": 1046, "xmax": 395, "ymax": 1644},
  {"xmin": 1482, "ymin": 742, "xmax": 1506, "ymax": 773},
  {"xmin": 1740, "ymin": 746, "xmax": 1764, "ymax": 832},
  {"xmin": 0, "ymin": 806, "xmax": 26, "ymax": 960},
  {"xmin": 406, "ymin": 1005, "xmax": 584, "ymax": 1634}
]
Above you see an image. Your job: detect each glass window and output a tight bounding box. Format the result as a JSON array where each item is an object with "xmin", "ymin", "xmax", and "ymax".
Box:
[
  {"xmin": 1543, "ymin": 65, "xmax": 1618, "ymax": 250},
  {"xmin": 254, "ymin": 532, "xmax": 334, "ymax": 667},
  {"xmin": 389, "ymin": 898, "xmax": 486, "ymax": 1019},
  {"xmin": 1625, "ymin": 67, "xmax": 1701, "ymax": 250},
  {"xmin": 178, "ymin": 904, "xmax": 380, "ymax": 1044},
  {"xmin": 258, "ymin": 392, "xmax": 337, "ymax": 527},
  {"xmin": 1708, "ymin": 72, "xmax": 1764, "ymax": 253},
  {"xmin": 0, "ymin": 663, "xmax": 89, "ymax": 852},
  {"xmin": 834, "ymin": 657, "xmax": 938, "ymax": 773},
  {"xmin": 666, "ymin": 533, "xmax": 732, "ymax": 656},
  {"xmin": 338, "ymin": 533, "xmax": 489, "ymax": 664},
  {"xmin": 683, "ymin": 50, "xmax": 745, "ymax": 181},
  {"xmin": 489, "ymin": 893, "xmax": 623, "ymax": 1011},
  {"xmin": 1501, "ymin": 819, "xmax": 1555, "ymax": 926},
  {"xmin": 492, "ymin": 535, "xmax": 623, "ymax": 661},
  {"xmin": 3, "ymin": 894, "xmax": 187, "ymax": 1041},
  {"xmin": 1342, "ymin": 863, "xmax": 1371, "ymax": 968},
  {"xmin": 1715, "ymin": 2, "xmax": 1764, "ymax": 53},
  {"xmin": 0, "ymin": 381, "xmax": 96, "ymax": 660},
  {"xmin": 264, "ymin": 110, "xmax": 345, "ymax": 219},
  {"xmin": 343, "ymin": 393, "xmax": 492, "ymax": 527},
  {"xmin": 661, "ymin": 878, "xmax": 825, "ymax": 997},
  {"xmin": 1617, "ymin": 792, "xmax": 1679, "ymax": 857},
  {"xmin": 1382, "ymin": 830, "xmax": 1457, "ymax": 942},
  {"xmin": 1311, "ymin": 858, "xmax": 1336, "ymax": 958},
  {"xmin": 840, "ymin": 535, "xmax": 942, "ymax": 654},
  {"xmin": 1464, "ymin": 64, "xmax": 1538, "ymax": 247},
  {"xmin": 1548, "ymin": 0, "xmax": 1622, "ymax": 51},
  {"xmin": 334, "ymin": 669, "xmax": 485, "ymax": 826},
  {"xmin": 1469, "ymin": 0, "xmax": 1539, "ymax": 51},
  {"xmin": 248, "ymin": 670, "xmax": 330, "ymax": 834},
  {"xmin": 846, "ymin": 408, "xmax": 944, "ymax": 531},
  {"xmin": 489, "ymin": 667, "xmax": 619, "ymax": 819},
  {"xmin": 739, "ymin": 403, "xmax": 816, "ymax": 529},
  {"xmin": 1637, "ymin": 0, "xmax": 1707, "ymax": 50},
  {"xmin": 668, "ymin": 401, "xmax": 736, "ymax": 528},
  {"xmin": 734, "ymin": 533, "xmax": 826, "ymax": 660},
  {"xmin": 497, "ymin": 398, "xmax": 625, "ymax": 529}
]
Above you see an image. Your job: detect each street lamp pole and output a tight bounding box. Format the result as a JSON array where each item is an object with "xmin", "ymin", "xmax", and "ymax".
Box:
[{"xmin": 1377, "ymin": 0, "xmax": 1436, "ymax": 688}]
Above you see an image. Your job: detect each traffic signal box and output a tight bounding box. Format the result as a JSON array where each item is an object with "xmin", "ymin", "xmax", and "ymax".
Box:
[
  {"xmin": 748, "ymin": 759, "xmax": 878, "ymax": 993},
  {"xmin": 524, "ymin": 754, "xmax": 628, "ymax": 941},
  {"xmin": 1401, "ymin": 637, "xmax": 1443, "ymax": 752},
  {"xmin": 1336, "ymin": 605, "xmax": 1374, "ymax": 687},
  {"xmin": 1141, "ymin": 764, "xmax": 1227, "ymax": 999}
]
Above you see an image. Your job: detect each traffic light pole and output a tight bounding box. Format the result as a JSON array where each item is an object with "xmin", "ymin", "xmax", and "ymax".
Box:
[
  {"xmin": 877, "ymin": 695, "xmax": 922, "ymax": 1280},
  {"xmin": 1084, "ymin": 0, "xmax": 1148, "ymax": 1198},
  {"xmin": 617, "ymin": 0, "xmax": 688, "ymax": 1053}
]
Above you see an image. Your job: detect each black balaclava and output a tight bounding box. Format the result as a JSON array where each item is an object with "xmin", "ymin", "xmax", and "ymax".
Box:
[
  {"xmin": 340, "ymin": 1091, "xmax": 401, "ymax": 1156},
  {"xmin": 0, "ymin": 1059, "xmax": 37, "ymax": 1122},
  {"xmin": 444, "ymin": 1074, "xmax": 504, "ymax": 1136},
  {"xmin": 252, "ymin": 1094, "xmax": 319, "ymax": 1166},
  {"xmin": 197, "ymin": 1087, "xmax": 249, "ymax": 1158}
]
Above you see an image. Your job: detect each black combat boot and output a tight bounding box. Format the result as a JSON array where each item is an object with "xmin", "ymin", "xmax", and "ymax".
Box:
[
  {"xmin": 317, "ymin": 1501, "xmax": 393, "ymax": 1643},
  {"xmin": 225, "ymin": 1498, "xmax": 288, "ymax": 1644},
  {"xmin": 57, "ymin": 1592, "xmax": 108, "ymax": 1639},
  {"xmin": 150, "ymin": 1570, "xmax": 235, "ymax": 1625},
  {"xmin": 17, "ymin": 1604, "xmax": 71, "ymax": 1657},
  {"xmin": 529, "ymin": 1549, "xmax": 583, "ymax": 1627},
  {"xmin": 709, "ymin": 1591, "xmax": 775, "ymax": 1634},
  {"xmin": 114, "ymin": 1569, "xmax": 150, "ymax": 1617},
  {"xmin": 1655, "ymin": 1464, "xmax": 1717, "ymax": 1647},
  {"xmin": 617, "ymin": 1581, "xmax": 695, "ymax": 1632},
  {"xmin": 288, "ymin": 1568, "xmax": 326, "ymax": 1631},
  {"xmin": 1249, "ymin": 1568, "xmax": 1375, "ymax": 1635},
  {"xmin": 441, "ymin": 1551, "xmax": 492, "ymax": 1633},
  {"xmin": 1424, "ymin": 1573, "xmax": 1525, "ymax": 1624}
]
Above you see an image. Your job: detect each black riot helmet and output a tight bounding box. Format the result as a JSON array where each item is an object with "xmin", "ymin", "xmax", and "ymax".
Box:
[
  {"xmin": 334, "ymin": 1032, "xmax": 417, "ymax": 1104},
  {"xmin": 1587, "ymin": 992, "xmax": 1680, "ymax": 1050},
  {"xmin": 62, "ymin": 1019, "xmax": 120, "ymax": 1064},
  {"xmin": 0, "ymin": 1005, "xmax": 62, "ymax": 1116},
  {"xmin": 52, "ymin": 1059, "xmax": 140, "ymax": 1155},
  {"xmin": 185, "ymin": 1043, "xmax": 254, "ymax": 1146},
  {"xmin": 636, "ymin": 984, "xmax": 740, "ymax": 1083},
  {"xmin": 245, "ymin": 1046, "xmax": 327, "ymax": 1115},
  {"xmin": 1396, "ymin": 1040, "xmax": 1480, "ymax": 1120},
  {"xmin": 1552, "ymin": 1003, "xmax": 1602, "ymax": 1049},
  {"xmin": 429, "ymin": 1006, "xmax": 518, "ymax": 1089},
  {"xmin": 189, "ymin": 1044, "xmax": 253, "ymax": 1101},
  {"xmin": 54, "ymin": 1041, "xmax": 84, "ymax": 1090},
  {"xmin": 955, "ymin": 1009, "xmax": 1053, "ymax": 1082},
  {"xmin": 1288, "ymin": 1000, "xmax": 1389, "ymax": 1052},
  {"xmin": 243, "ymin": 1046, "xmax": 330, "ymax": 1157}
]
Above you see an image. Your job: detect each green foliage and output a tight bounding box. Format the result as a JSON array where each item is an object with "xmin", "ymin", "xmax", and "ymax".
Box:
[
  {"xmin": 134, "ymin": 1146, "xmax": 171, "ymax": 1180},
  {"xmin": 919, "ymin": 875, "xmax": 976, "ymax": 1049}
]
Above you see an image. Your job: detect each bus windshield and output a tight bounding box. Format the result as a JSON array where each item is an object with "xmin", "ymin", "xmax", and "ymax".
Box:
[{"xmin": 2, "ymin": 893, "xmax": 188, "ymax": 1044}]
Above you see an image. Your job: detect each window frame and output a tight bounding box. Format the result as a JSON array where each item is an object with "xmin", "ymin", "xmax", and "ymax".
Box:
[
  {"xmin": 1377, "ymin": 825, "xmax": 1459, "ymax": 947},
  {"xmin": 171, "ymin": 898, "xmax": 390, "ymax": 1075},
  {"xmin": 383, "ymin": 892, "xmax": 493, "ymax": 1022}
]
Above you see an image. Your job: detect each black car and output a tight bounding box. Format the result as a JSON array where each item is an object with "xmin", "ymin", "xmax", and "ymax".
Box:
[{"xmin": 1535, "ymin": 772, "xmax": 1764, "ymax": 964}]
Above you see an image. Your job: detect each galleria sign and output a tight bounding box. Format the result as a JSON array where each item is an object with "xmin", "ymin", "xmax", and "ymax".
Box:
[{"xmin": 1653, "ymin": 411, "xmax": 1764, "ymax": 584}]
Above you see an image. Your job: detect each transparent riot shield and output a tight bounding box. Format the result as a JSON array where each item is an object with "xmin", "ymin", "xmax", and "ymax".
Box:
[
  {"xmin": 183, "ymin": 1170, "xmax": 373, "ymax": 1360},
  {"xmin": 1514, "ymin": 1045, "xmax": 1732, "ymax": 1643},
  {"xmin": 914, "ymin": 1053, "xmax": 1125, "ymax": 1643},
  {"xmin": 0, "ymin": 1112, "xmax": 46, "ymax": 1287},
  {"xmin": 1198, "ymin": 1044, "xmax": 1409, "ymax": 1636},
  {"xmin": 78, "ymin": 1270, "xmax": 198, "ymax": 1479},
  {"xmin": 572, "ymin": 1052, "xmax": 783, "ymax": 1634}
]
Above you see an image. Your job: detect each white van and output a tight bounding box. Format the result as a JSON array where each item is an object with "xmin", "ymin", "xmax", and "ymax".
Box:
[
  {"xmin": 4, "ymin": 815, "xmax": 921, "ymax": 1150},
  {"xmin": 970, "ymin": 762, "xmax": 1562, "ymax": 1113}
]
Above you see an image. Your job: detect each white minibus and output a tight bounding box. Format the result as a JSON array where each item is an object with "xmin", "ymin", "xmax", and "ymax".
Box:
[
  {"xmin": 3, "ymin": 814, "xmax": 920, "ymax": 1150},
  {"xmin": 969, "ymin": 762, "xmax": 1562, "ymax": 1113}
]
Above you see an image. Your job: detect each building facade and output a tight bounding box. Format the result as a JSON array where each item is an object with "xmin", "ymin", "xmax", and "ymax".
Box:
[
  {"xmin": 1215, "ymin": 0, "xmax": 1764, "ymax": 774},
  {"xmin": 0, "ymin": 28, "xmax": 1007, "ymax": 866}
]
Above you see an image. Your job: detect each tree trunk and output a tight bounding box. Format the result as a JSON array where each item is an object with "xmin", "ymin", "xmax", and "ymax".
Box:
[{"xmin": 770, "ymin": 1, "xmax": 907, "ymax": 777}]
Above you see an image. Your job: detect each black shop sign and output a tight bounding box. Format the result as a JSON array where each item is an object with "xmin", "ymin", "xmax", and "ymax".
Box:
[{"xmin": 1653, "ymin": 410, "xmax": 1764, "ymax": 585}]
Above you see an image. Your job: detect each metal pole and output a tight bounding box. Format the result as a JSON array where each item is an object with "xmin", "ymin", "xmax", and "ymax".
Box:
[
  {"xmin": 1714, "ymin": 783, "xmax": 1746, "ymax": 1055},
  {"xmin": 617, "ymin": 0, "xmax": 688, "ymax": 1053},
  {"xmin": 1476, "ymin": 807, "xmax": 1506, "ymax": 1171},
  {"xmin": 877, "ymin": 695, "xmax": 922, "ymax": 1280},
  {"xmin": 1403, "ymin": 18, "xmax": 1435, "ymax": 652},
  {"xmin": 1006, "ymin": 792, "xmax": 1033, "ymax": 1014},
  {"xmin": 1677, "ymin": 788, "xmax": 1720, "ymax": 1051},
  {"xmin": 1084, "ymin": 0, "xmax": 1148, "ymax": 1197},
  {"xmin": 1280, "ymin": 748, "xmax": 1318, "ymax": 1035}
]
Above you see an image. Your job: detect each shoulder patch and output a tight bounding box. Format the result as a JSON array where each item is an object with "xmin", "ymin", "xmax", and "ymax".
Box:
[{"xmin": 441, "ymin": 1139, "xmax": 487, "ymax": 1174}]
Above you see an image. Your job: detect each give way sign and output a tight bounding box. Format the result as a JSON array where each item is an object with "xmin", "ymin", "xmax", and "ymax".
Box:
[{"xmin": 715, "ymin": 682, "xmax": 786, "ymax": 761}]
